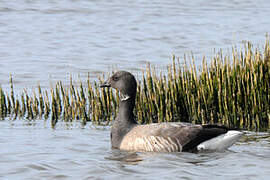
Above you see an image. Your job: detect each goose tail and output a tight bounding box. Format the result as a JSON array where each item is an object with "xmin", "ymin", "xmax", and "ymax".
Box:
[{"xmin": 197, "ymin": 130, "xmax": 244, "ymax": 152}]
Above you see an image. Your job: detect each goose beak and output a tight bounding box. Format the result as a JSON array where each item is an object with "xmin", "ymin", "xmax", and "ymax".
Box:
[{"xmin": 100, "ymin": 81, "xmax": 111, "ymax": 88}]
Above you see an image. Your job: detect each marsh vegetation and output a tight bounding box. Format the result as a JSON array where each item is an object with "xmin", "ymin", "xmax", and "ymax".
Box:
[{"xmin": 0, "ymin": 41, "xmax": 269, "ymax": 131}]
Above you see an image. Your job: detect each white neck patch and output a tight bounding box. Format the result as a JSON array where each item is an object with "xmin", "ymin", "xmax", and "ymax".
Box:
[{"xmin": 120, "ymin": 93, "xmax": 130, "ymax": 101}]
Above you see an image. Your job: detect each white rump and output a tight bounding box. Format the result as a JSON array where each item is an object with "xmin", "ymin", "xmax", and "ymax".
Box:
[{"xmin": 197, "ymin": 130, "xmax": 244, "ymax": 152}]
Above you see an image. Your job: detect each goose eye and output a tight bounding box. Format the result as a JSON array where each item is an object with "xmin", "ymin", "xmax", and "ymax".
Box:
[{"xmin": 112, "ymin": 76, "xmax": 119, "ymax": 81}]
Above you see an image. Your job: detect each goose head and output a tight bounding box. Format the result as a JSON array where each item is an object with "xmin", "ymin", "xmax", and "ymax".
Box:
[{"xmin": 100, "ymin": 71, "xmax": 137, "ymax": 101}]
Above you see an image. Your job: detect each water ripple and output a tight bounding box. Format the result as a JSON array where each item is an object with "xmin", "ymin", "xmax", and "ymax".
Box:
[
  {"xmin": 0, "ymin": 0, "xmax": 270, "ymax": 91},
  {"xmin": 0, "ymin": 120, "xmax": 269, "ymax": 179}
]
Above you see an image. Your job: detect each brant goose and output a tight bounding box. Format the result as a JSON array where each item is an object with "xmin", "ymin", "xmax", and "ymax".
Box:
[{"xmin": 100, "ymin": 71, "xmax": 243, "ymax": 152}]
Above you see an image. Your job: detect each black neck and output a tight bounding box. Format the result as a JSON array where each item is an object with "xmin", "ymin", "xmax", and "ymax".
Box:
[
  {"xmin": 111, "ymin": 95, "xmax": 137, "ymax": 148},
  {"xmin": 117, "ymin": 96, "xmax": 137, "ymax": 125}
]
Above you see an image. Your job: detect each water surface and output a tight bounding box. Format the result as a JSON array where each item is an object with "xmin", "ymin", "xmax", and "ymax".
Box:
[
  {"xmin": 0, "ymin": 120, "xmax": 269, "ymax": 180},
  {"xmin": 0, "ymin": 0, "xmax": 270, "ymax": 90}
]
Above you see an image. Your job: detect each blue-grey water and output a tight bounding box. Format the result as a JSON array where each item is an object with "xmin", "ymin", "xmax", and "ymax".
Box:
[
  {"xmin": 1, "ymin": 0, "xmax": 270, "ymax": 90},
  {"xmin": 0, "ymin": 120, "xmax": 269, "ymax": 180},
  {"xmin": 0, "ymin": 0, "xmax": 270, "ymax": 179}
]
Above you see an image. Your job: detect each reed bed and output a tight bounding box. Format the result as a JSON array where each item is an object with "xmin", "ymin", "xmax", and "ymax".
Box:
[{"xmin": 0, "ymin": 41, "xmax": 269, "ymax": 131}]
